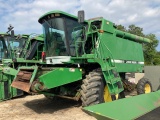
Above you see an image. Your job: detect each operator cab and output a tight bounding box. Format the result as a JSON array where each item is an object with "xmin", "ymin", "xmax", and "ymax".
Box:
[
  {"xmin": 38, "ymin": 11, "xmax": 87, "ymax": 59},
  {"xmin": 0, "ymin": 34, "xmax": 27, "ymax": 61}
]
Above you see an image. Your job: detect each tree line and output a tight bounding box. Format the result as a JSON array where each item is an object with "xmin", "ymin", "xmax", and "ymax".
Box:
[{"xmin": 116, "ymin": 24, "xmax": 159, "ymax": 65}]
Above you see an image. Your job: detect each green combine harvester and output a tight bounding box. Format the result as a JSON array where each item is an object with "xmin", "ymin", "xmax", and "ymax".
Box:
[
  {"xmin": 0, "ymin": 25, "xmax": 44, "ymax": 101},
  {"xmin": 0, "ymin": 25, "xmax": 28, "ymax": 101},
  {"xmin": 11, "ymin": 10, "xmax": 160, "ymax": 119}
]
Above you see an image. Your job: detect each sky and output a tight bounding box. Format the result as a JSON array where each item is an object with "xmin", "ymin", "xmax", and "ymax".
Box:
[{"xmin": 0, "ymin": 0, "xmax": 160, "ymax": 50}]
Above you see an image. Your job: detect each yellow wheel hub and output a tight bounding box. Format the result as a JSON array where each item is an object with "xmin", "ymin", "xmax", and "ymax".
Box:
[
  {"xmin": 115, "ymin": 94, "xmax": 119, "ymax": 99},
  {"xmin": 145, "ymin": 83, "xmax": 151, "ymax": 93},
  {"xmin": 104, "ymin": 86, "xmax": 112, "ymax": 102}
]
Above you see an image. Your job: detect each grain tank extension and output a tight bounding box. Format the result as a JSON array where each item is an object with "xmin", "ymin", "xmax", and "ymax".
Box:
[{"xmin": 11, "ymin": 11, "xmax": 151, "ymax": 107}]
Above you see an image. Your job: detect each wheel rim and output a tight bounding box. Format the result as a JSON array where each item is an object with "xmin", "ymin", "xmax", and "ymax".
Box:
[
  {"xmin": 145, "ymin": 83, "xmax": 151, "ymax": 93},
  {"xmin": 104, "ymin": 86, "xmax": 112, "ymax": 102},
  {"xmin": 115, "ymin": 94, "xmax": 119, "ymax": 99}
]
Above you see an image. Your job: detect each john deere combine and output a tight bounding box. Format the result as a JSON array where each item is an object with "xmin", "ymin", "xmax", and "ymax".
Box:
[
  {"xmin": 0, "ymin": 26, "xmax": 44, "ymax": 101},
  {"xmin": 11, "ymin": 9, "xmax": 153, "ymax": 110},
  {"xmin": 0, "ymin": 26, "xmax": 28, "ymax": 101}
]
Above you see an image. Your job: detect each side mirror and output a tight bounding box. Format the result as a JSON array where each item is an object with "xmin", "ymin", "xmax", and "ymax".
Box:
[
  {"xmin": 78, "ymin": 10, "xmax": 85, "ymax": 23},
  {"xmin": 11, "ymin": 30, "xmax": 14, "ymax": 38}
]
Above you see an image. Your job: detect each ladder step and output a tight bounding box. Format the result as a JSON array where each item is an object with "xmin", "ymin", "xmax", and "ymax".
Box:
[{"xmin": 108, "ymin": 77, "xmax": 121, "ymax": 84}]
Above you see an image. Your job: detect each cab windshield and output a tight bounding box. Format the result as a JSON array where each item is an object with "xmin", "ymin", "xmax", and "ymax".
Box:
[
  {"xmin": 0, "ymin": 36, "xmax": 27, "ymax": 60},
  {"xmin": 4, "ymin": 37, "xmax": 26, "ymax": 50},
  {"xmin": 42, "ymin": 17, "xmax": 82, "ymax": 57}
]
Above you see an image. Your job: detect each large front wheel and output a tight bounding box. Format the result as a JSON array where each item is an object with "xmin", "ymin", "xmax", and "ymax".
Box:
[{"xmin": 80, "ymin": 70, "xmax": 113, "ymax": 107}]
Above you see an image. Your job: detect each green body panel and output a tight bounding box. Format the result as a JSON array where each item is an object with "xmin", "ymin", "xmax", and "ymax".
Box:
[
  {"xmin": 2, "ymin": 59, "xmax": 13, "ymax": 64},
  {"xmin": 16, "ymin": 58, "xmax": 42, "ymax": 63},
  {"xmin": 2, "ymin": 67, "xmax": 18, "ymax": 76},
  {"xmin": 38, "ymin": 10, "xmax": 86, "ymax": 23},
  {"xmin": 0, "ymin": 67, "xmax": 23, "ymax": 101},
  {"xmin": 115, "ymin": 63, "xmax": 143, "ymax": 72},
  {"xmin": 39, "ymin": 68, "xmax": 82, "ymax": 89},
  {"xmin": 83, "ymin": 90, "xmax": 160, "ymax": 120},
  {"xmin": 106, "ymin": 35, "xmax": 143, "ymax": 62}
]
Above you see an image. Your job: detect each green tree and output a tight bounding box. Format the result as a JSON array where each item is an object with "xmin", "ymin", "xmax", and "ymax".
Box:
[
  {"xmin": 143, "ymin": 34, "xmax": 159, "ymax": 65},
  {"xmin": 128, "ymin": 24, "xmax": 144, "ymax": 37},
  {"xmin": 116, "ymin": 25, "xmax": 126, "ymax": 32},
  {"xmin": 154, "ymin": 52, "xmax": 160, "ymax": 65}
]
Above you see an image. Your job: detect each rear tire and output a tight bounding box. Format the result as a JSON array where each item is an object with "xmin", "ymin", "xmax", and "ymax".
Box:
[
  {"xmin": 137, "ymin": 78, "xmax": 152, "ymax": 94},
  {"xmin": 80, "ymin": 69, "xmax": 112, "ymax": 107}
]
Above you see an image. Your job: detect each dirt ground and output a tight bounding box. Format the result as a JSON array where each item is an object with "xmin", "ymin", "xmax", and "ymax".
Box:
[{"xmin": 0, "ymin": 95, "xmax": 96, "ymax": 120}]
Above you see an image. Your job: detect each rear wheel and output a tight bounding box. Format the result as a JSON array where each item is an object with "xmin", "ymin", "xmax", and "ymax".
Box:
[
  {"xmin": 137, "ymin": 78, "xmax": 152, "ymax": 94},
  {"xmin": 80, "ymin": 69, "xmax": 113, "ymax": 107}
]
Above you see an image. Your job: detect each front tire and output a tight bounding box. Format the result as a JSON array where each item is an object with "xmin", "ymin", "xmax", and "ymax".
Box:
[
  {"xmin": 80, "ymin": 69, "xmax": 112, "ymax": 107},
  {"xmin": 137, "ymin": 78, "xmax": 152, "ymax": 94}
]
